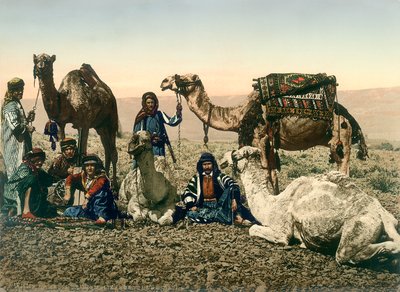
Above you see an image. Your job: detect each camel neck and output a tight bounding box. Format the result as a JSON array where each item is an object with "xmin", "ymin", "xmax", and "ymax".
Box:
[
  {"xmin": 38, "ymin": 72, "xmax": 59, "ymax": 119},
  {"xmin": 136, "ymin": 150, "xmax": 156, "ymax": 176},
  {"xmin": 184, "ymin": 87, "xmax": 257, "ymax": 131}
]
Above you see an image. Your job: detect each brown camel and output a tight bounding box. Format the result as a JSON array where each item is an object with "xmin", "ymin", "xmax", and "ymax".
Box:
[
  {"xmin": 161, "ymin": 73, "xmax": 368, "ymax": 195},
  {"xmin": 33, "ymin": 53, "xmax": 119, "ymax": 185}
]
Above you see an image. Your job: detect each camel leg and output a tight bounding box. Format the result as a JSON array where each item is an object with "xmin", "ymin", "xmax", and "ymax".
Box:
[
  {"xmin": 336, "ymin": 213, "xmax": 400, "ymax": 264},
  {"xmin": 96, "ymin": 127, "xmax": 118, "ymax": 187},
  {"xmin": 249, "ymin": 220, "xmax": 293, "ymax": 245},
  {"xmin": 259, "ymin": 136, "xmax": 279, "ymax": 195},
  {"xmin": 330, "ymin": 116, "xmax": 351, "ymax": 175},
  {"xmin": 58, "ymin": 124, "xmax": 66, "ymax": 141}
]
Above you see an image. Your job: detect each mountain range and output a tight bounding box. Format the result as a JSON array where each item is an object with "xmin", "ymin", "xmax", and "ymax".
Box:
[{"xmin": 21, "ymin": 86, "xmax": 400, "ymax": 142}]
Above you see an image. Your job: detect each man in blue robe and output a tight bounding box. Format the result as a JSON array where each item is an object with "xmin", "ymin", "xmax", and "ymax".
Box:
[{"xmin": 133, "ymin": 92, "xmax": 182, "ymax": 157}]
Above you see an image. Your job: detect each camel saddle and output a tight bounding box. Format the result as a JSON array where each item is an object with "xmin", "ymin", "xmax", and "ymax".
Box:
[
  {"xmin": 255, "ymin": 73, "xmax": 337, "ymax": 121},
  {"xmin": 79, "ymin": 63, "xmax": 103, "ymax": 89}
]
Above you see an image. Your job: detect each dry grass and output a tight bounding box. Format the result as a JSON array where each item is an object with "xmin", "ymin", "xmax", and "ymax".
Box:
[{"xmin": 33, "ymin": 132, "xmax": 400, "ymax": 219}]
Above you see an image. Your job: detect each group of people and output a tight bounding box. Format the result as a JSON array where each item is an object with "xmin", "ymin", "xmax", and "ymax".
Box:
[{"xmin": 0, "ymin": 78, "xmax": 253, "ymax": 226}]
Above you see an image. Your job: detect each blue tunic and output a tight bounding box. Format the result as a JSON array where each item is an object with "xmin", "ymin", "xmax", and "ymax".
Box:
[{"xmin": 133, "ymin": 110, "xmax": 181, "ymax": 156}]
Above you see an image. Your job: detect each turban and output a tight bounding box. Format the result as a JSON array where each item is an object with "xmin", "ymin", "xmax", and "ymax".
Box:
[
  {"xmin": 60, "ymin": 138, "xmax": 77, "ymax": 151},
  {"xmin": 7, "ymin": 77, "xmax": 25, "ymax": 91}
]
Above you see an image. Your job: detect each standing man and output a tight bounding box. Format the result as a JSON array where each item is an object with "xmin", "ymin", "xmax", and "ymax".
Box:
[
  {"xmin": 1, "ymin": 78, "xmax": 35, "ymax": 179},
  {"xmin": 133, "ymin": 91, "xmax": 182, "ymax": 158},
  {"xmin": 181, "ymin": 152, "xmax": 253, "ymax": 225}
]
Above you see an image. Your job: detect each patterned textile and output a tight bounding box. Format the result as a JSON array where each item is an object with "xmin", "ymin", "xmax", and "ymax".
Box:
[
  {"xmin": 1, "ymin": 100, "xmax": 32, "ymax": 177},
  {"xmin": 256, "ymin": 73, "xmax": 337, "ymax": 120},
  {"xmin": 186, "ymin": 188, "xmax": 233, "ymax": 225}
]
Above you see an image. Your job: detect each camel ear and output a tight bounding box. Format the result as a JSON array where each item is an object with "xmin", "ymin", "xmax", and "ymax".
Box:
[
  {"xmin": 33, "ymin": 54, "xmax": 37, "ymax": 64},
  {"xmin": 51, "ymin": 55, "xmax": 56, "ymax": 62}
]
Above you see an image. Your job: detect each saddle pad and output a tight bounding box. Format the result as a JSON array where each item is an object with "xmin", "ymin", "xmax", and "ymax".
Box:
[{"xmin": 256, "ymin": 73, "xmax": 337, "ymax": 120}]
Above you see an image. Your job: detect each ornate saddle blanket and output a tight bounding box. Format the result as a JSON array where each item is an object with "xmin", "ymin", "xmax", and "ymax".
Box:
[{"xmin": 255, "ymin": 73, "xmax": 337, "ymax": 120}]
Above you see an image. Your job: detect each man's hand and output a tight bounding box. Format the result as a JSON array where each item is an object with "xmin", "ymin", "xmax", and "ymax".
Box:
[
  {"xmin": 231, "ymin": 199, "xmax": 238, "ymax": 212},
  {"xmin": 190, "ymin": 206, "xmax": 198, "ymax": 212},
  {"xmin": 26, "ymin": 125, "xmax": 35, "ymax": 133},
  {"xmin": 26, "ymin": 110, "xmax": 36, "ymax": 123},
  {"xmin": 82, "ymin": 198, "xmax": 88, "ymax": 209}
]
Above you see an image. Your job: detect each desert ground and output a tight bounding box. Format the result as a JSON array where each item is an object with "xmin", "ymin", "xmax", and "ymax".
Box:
[{"xmin": 0, "ymin": 132, "xmax": 399, "ymax": 291}]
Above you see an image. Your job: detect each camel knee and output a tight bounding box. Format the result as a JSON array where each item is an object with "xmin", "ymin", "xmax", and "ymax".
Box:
[{"xmin": 249, "ymin": 224, "xmax": 290, "ymax": 245}]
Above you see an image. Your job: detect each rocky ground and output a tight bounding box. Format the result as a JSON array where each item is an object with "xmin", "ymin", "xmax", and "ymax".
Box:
[
  {"xmin": 1, "ymin": 218, "xmax": 399, "ymax": 291},
  {"xmin": 0, "ymin": 135, "xmax": 399, "ymax": 291}
]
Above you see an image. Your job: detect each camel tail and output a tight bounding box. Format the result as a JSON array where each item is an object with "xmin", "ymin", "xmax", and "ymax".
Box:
[
  {"xmin": 334, "ymin": 102, "xmax": 369, "ymax": 160},
  {"xmin": 117, "ymin": 119, "xmax": 123, "ymax": 138}
]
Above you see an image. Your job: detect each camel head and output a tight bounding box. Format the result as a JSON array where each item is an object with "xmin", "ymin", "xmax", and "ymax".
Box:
[
  {"xmin": 33, "ymin": 53, "xmax": 56, "ymax": 79},
  {"xmin": 220, "ymin": 146, "xmax": 261, "ymax": 173},
  {"xmin": 127, "ymin": 131, "xmax": 153, "ymax": 158},
  {"xmin": 160, "ymin": 74, "xmax": 203, "ymax": 96}
]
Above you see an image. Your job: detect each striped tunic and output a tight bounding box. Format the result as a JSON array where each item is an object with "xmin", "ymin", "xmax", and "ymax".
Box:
[
  {"xmin": 1, "ymin": 100, "xmax": 32, "ymax": 178},
  {"xmin": 182, "ymin": 172, "xmax": 240, "ymax": 208}
]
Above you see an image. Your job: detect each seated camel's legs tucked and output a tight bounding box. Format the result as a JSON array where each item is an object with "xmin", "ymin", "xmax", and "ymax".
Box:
[
  {"xmin": 249, "ymin": 215, "xmax": 293, "ymax": 245},
  {"xmin": 336, "ymin": 207, "xmax": 400, "ymax": 264}
]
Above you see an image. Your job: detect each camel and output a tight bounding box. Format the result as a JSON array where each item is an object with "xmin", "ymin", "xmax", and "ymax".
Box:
[
  {"xmin": 220, "ymin": 146, "xmax": 400, "ymax": 265},
  {"xmin": 161, "ymin": 74, "xmax": 368, "ymax": 195},
  {"xmin": 33, "ymin": 53, "xmax": 119, "ymax": 185},
  {"xmin": 118, "ymin": 131, "xmax": 178, "ymax": 225}
]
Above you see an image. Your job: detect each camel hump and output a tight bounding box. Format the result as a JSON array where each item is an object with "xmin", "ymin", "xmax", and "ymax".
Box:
[{"xmin": 79, "ymin": 63, "xmax": 103, "ymax": 89}]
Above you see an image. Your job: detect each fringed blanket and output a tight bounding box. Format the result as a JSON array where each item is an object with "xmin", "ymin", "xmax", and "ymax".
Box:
[
  {"xmin": 255, "ymin": 73, "xmax": 337, "ymax": 120},
  {"xmin": 4, "ymin": 216, "xmax": 116, "ymax": 229}
]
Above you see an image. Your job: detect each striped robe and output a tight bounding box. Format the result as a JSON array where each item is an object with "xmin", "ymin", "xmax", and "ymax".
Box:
[
  {"xmin": 182, "ymin": 172, "xmax": 240, "ymax": 208},
  {"xmin": 1, "ymin": 100, "xmax": 32, "ymax": 178}
]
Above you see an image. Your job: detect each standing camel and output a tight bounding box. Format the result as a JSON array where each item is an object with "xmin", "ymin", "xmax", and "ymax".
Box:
[
  {"xmin": 161, "ymin": 74, "xmax": 368, "ymax": 195},
  {"xmin": 33, "ymin": 53, "xmax": 119, "ymax": 185}
]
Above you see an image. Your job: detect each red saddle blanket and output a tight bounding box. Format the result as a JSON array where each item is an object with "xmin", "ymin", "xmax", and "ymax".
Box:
[{"xmin": 256, "ymin": 73, "xmax": 337, "ymax": 120}]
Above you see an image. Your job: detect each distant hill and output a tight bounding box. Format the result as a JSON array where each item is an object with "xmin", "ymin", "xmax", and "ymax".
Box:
[{"xmin": 22, "ymin": 86, "xmax": 400, "ymax": 142}]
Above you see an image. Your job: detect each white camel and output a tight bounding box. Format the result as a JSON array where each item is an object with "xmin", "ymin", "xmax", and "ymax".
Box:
[
  {"xmin": 220, "ymin": 146, "xmax": 400, "ymax": 265},
  {"xmin": 118, "ymin": 131, "xmax": 178, "ymax": 225}
]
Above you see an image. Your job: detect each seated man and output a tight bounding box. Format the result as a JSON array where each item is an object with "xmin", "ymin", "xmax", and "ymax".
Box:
[
  {"xmin": 47, "ymin": 138, "xmax": 79, "ymax": 205},
  {"xmin": 181, "ymin": 152, "xmax": 252, "ymax": 225},
  {"xmin": 63, "ymin": 154, "xmax": 118, "ymax": 224},
  {"xmin": 2, "ymin": 148, "xmax": 57, "ymax": 218}
]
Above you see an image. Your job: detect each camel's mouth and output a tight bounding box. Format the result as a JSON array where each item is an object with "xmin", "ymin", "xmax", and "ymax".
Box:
[
  {"xmin": 128, "ymin": 143, "xmax": 147, "ymax": 157},
  {"xmin": 160, "ymin": 83, "xmax": 175, "ymax": 92}
]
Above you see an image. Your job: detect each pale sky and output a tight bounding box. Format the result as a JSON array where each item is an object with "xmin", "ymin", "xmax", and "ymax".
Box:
[{"xmin": 1, "ymin": 0, "xmax": 399, "ymax": 99}]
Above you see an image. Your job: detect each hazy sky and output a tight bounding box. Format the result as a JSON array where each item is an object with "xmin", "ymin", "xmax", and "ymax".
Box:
[{"xmin": 1, "ymin": 0, "xmax": 399, "ymax": 99}]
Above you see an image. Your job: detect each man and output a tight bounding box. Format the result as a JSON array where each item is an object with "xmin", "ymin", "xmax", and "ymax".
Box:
[
  {"xmin": 2, "ymin": 148, "xmax": 56, "ymax": 218},
  {"xmin": 181, "ymin": 152, "xmax": 252, "ymax": 225},
  {"xmin": 63, "ymin": 154, "xmax": 118, "ymax": 224},
  {"xmin": 1, "ymin": 78, "xmax": 35, "ymax": 178},
  {"xmin": 133, "ymin": 91, "xmax": 182, "ymax": 157},
  {"xmin": 48, "ymin": 138, "xmax": 79, "ymax": 181},
  {"xmin": 48, "ymin": 138, "xmax": 80, "ymax": 205}
]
